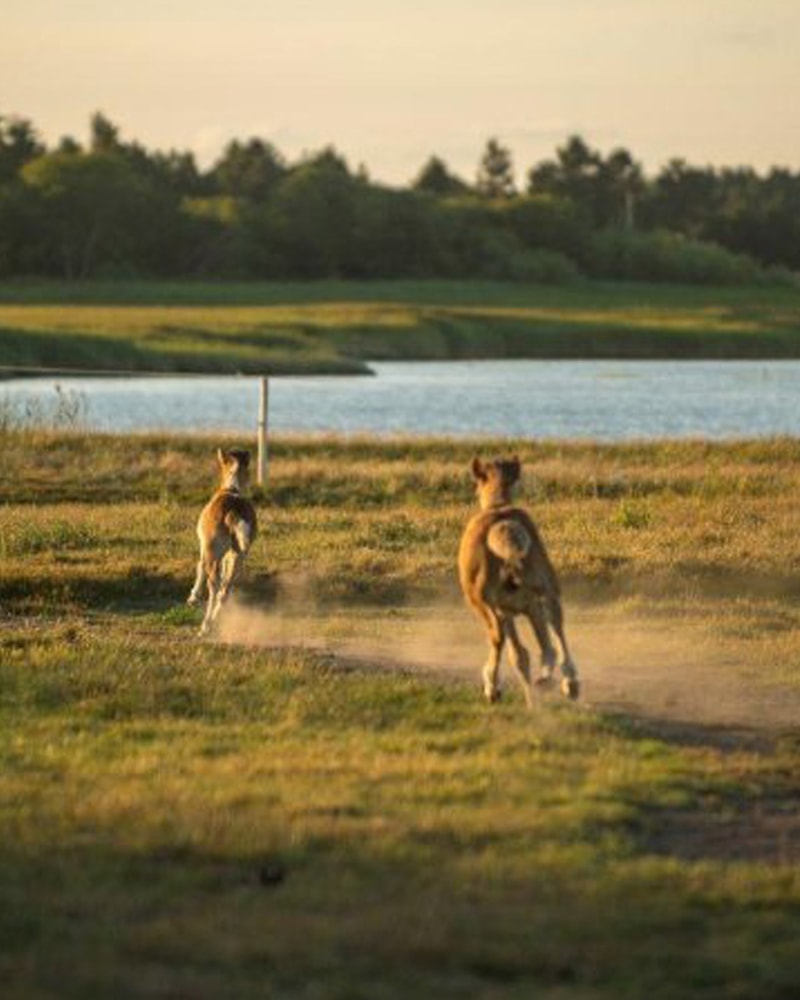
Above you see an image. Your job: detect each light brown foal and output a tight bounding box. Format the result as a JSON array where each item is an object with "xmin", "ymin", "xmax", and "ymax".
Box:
[
  {"xmin": 187, "ymin": 447, "xmax": 258, "ymax": 636},
  {"xmin": 458, "ymin": 456, "xmax": 579, "ymax": 706}
]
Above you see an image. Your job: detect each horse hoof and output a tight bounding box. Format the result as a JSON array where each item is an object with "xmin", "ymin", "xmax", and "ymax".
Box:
[
  {"xmin": 535, "ymin": 674, "xmax": 555, "ymax": 690},
  {"xmin": 561, "ymin": 677, "xmax": 580, "ymax": 700},
  {"xmin": 484, "ymin": 688, "xmax": 502, "ymax": 704},
  {"xmin": 187, "ymin": 594, "xmax": 200, "ymax": 607}
]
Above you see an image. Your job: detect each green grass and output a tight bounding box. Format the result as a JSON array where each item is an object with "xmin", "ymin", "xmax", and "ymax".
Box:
[
  {"xmin": 3, "ymin": 636, "xmax": 798, "ymax": 999},
  {"xmin": 1, "ymin": 429, "xmax": 799, "ymax": 998},
  {"xmin": 1, "ymin": 279, "xmax": 800, "ymax": 375}
]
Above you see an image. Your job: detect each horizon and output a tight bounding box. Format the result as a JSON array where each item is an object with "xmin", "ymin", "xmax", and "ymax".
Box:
[{"xmin": 3, "ymin": 1, "xmax": 799, "ymax": 185}]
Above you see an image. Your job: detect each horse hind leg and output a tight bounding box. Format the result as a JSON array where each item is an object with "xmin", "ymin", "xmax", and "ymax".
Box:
[
  {"xmin": 545, "ymin": 593, "xmax": 579, "ymax": 700},
  {"xmin": 527, "ymin": 599, "xmax": 558, "ymax": 687},
  {"xmin": 504, "ymin": 617, "xmax": 534, "ymax": 708},
  {"xmin": 212, "ymin": 551, "xmax": 242, "ymax": 623}
]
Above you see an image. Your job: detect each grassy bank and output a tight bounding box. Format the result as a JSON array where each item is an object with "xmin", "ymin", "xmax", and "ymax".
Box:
[
  {"xmin": 1, "ymin": 279, "xmax": 800, "ymax": 375},
  {"xmin": 1, "ymin": 430, "xmax": 799, "ymax": 998}
]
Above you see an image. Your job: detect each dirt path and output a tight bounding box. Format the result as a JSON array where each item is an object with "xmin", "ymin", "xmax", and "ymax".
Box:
[{"xmin": 218, "ymin": 599, "xmax": 800, "ymax": 740}]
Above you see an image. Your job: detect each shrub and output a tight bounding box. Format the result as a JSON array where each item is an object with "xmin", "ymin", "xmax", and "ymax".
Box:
[
  {"xmin": 586, "ymin": 228, "xmax": 764, "ymax": 284},
  {"xmin": 460, "ymin": 229, "xmax": 580, "ymax": 283},
  {"xmin": 501, "ymin": 194, "xmax": 590, "ymax": 258}
]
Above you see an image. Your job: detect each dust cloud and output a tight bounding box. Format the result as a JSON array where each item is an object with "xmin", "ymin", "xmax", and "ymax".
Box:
[{"xmin": 215, "ymin": 594, "xmax": 800, "ymax": 735}]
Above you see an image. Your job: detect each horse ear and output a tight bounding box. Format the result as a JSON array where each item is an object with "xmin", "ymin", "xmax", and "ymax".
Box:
[
  {"xmin": 471, "ymin": 456, "xmax": 485, "ymax": 481},
  {"xmin": 510, "ymin": 455, "xmax": 521, "ymax": 481},
  {"xmin": 240, "ymin": 450, "xmax": 251, "ymax": 467},
  {"xmin": 216, "ymin": 447, "xmax": 227, "ymax": 467}
]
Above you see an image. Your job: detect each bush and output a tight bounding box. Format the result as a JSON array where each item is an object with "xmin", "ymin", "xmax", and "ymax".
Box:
[
  {"xmin": 586, "ymin": 228, "xmax": 764, "ymax": 284},
  {"xmin": 429, "ymin": 199, "xmax": 580, "ymax": 282},
  {"xmin": 512, "ymin": 247, "xmax": 581, "ymax": 283},
  {"xmin": 501, "ymin": 194, "xmax": 590, "ymax": 258},
  {"xmin": 450, "ymin": 226, "xmax": 579, "ymax": 283}
]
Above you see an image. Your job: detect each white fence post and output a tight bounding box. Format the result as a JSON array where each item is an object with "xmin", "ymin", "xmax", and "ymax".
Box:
[{"xmin": 257, "ymin": 376, "xmax": 269, "ymax": 487}]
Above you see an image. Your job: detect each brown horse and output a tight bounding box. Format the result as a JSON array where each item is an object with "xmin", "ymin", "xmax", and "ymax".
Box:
[
  {"xmin": 458, "ymin": 456, "xmax": 579, "ymax": 705},
  {"xmin": 187, "ymin": 448, "xmax": 258, "ymax": 636}
]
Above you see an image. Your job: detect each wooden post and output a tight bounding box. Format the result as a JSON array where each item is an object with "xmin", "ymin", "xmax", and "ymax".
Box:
[{"xmin": 257, "ymin": 376, "xmax": 269, "ymax": 487}]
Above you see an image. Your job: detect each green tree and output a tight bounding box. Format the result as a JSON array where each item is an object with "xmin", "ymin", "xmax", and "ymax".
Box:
[
  {"xmin": 476, "ymin": 138, "xmax": 516, "ymax": 198},
  {"xmin": 528, "ymin": 135, "xmax": 600, "ymax": 214},
  {"xmin": 412, "ymin": 156, "xmax": 469, "ymax": 196},
  {"xmin": 150, "ymin": 150, "xmax": 204, "ymax": 196},
  {"xmin": 212, "ymin": 138, "xmax": 286, "ymax": 201},
  {"xmin": 57, "ymin": 136, "xmax": 82, "ymax": 154},
  {"xmin": 351, "ymin": 187, "xmax": 439, "ymax": 277},
  {"xmin": 89, "ymin": 111, "xmax": 121, "ymax": 153},
  {"xmin": 0, "ymin": 182, "xmax": 43, "ymax": 275},
  {"xmin": 0, "ymin": 115, "xmax": 45, "ymax": 183},
  {"xmin": 179, "ymin": 196, "xmax": 251, "ymax": 276},
  {"xmin": 22, "ymin": 151, "xmax": 163, "ymax": 277},
  {"xmin": 528, "ymin": 136, "xmax": 645, "ymax": 228},
  {"xmin": 254, "ymin": 148, "xmax": 358, "ymax": 277},
  {"xmin": 646, "ymin": 159, "xmax": 720, "ymax": 237},
  {"xmin": 599, "ymin": 148, "xmax": 644, "ymax": 229}
]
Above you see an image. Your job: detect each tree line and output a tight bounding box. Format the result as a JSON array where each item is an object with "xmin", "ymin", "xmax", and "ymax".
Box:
[{"xmin": 0, "ymin": 112, "xmax": 797, "ymax": 284}]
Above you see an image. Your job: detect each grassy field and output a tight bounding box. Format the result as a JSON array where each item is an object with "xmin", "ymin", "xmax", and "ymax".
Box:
[
  {"xmin": 1, "ymin": 428, "xmax": 799, "ymax": 998},
  {"xmin": 1, "ymin": 279, "xmax": 800, "ymax": 375}
]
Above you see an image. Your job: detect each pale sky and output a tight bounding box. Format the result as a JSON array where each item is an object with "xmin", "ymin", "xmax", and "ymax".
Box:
[{"xmin": 2, "ymin": 0, "xmax": 799, "ymax": 184}]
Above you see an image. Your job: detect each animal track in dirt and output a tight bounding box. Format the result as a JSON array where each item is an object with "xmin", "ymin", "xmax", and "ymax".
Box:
[
  {"xmin": 216, "ymin": 598, "xmax": 800, "ymax": 739},
  {"xmin": 215, "ymin": 596, "xmax": 800, "ymax": 864}
]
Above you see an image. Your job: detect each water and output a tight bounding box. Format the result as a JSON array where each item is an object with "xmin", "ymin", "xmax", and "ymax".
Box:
[{"xmin": 3, "ymin": 360, "xmax": 799, "ymax": 440}]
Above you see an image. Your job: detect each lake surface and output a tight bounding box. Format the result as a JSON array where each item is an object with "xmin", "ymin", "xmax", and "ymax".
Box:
[{"xmin": 3, "ymin": 360, "xmax": 799, "ymax": 440}]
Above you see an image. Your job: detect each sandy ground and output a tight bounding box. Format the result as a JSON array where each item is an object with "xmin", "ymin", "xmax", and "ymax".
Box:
[{"xmin": 217, "ymin": 598, "xmax": 800, "ymax": 742}]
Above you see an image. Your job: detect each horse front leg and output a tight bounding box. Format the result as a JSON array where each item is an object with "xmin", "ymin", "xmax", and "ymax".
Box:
[
  {"xmin": 478, "ymin": 606, "xmax": 506, "ymax": 704},
  {"xmin": 187, "ymin": 555, "xmax": 206, "ymax": 607},
  {"xmin": 199, "ymin": 558, "xmax": 220, "ymax": 637}
]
